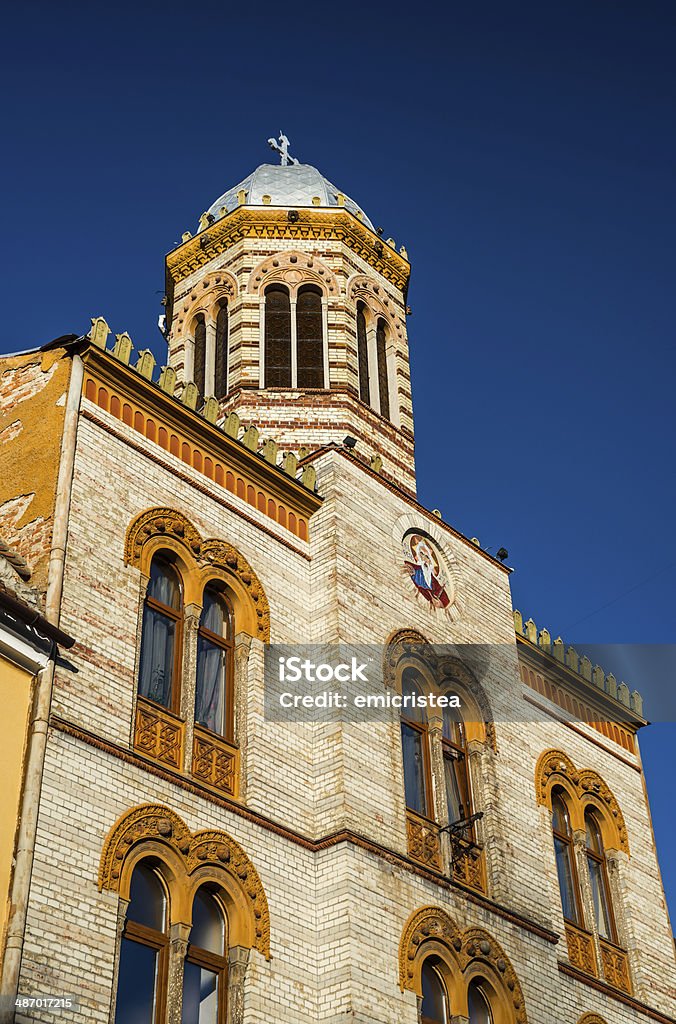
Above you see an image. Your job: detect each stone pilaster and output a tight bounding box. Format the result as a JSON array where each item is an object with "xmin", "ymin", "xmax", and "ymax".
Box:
[
  {"xmin": 167, "ymin": 923, "xmax": 190, "ymax": 1024},
  {"xmin": 181, "ymin": 604, "xmax": 201, "ymax": 773},
  {"xmin": 227, "ymin": 945, "xmax": 250, "ymax": 1024},
  {"xmin": 233, "ymin": 632, "xmax": 253, "ymax": 800}
]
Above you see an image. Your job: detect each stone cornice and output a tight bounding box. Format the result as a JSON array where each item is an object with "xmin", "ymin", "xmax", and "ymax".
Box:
[{"xmin": 164, "ymin": 207, "xmax": 411, "ymax": 312}]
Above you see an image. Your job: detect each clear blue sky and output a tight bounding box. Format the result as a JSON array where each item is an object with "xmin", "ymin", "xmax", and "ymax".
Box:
[{"xmin": 2, "ymin": 2, "xmax": 674, "ymax": 925}]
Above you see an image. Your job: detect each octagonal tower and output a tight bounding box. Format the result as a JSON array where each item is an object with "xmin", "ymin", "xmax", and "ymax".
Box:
[{"xmin": 164, "ymin": 141, "xmax": 415, "ymax": 493}]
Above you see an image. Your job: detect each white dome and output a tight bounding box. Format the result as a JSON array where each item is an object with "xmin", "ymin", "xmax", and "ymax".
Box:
[{"xmin": 205, "ymin": 163, "xmax": 374, "ymax": 230}]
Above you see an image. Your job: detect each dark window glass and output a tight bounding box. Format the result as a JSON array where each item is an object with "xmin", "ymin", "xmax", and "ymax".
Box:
[
  {"xmin": 585, "ymin": 811, "xmax": 614, "ymax": 940},
  {"xmin": 442, "ymin": 712, "xmax": 472, "ymax": 831},
  {"xmin": 183, "ymin": 888, "xmax": 227, "ymax": 1024},
  {"xmin": 115, "ymin": 863, "xmax": 167, "ymax": 1024},
  {"xmin": 376, "ymin": 318, "xmax": 390, "ymax": 420},
  {"xmin": 400, "ymin": 669, "xmax": 429, "ymax": 816},
  {"xmin": 421, "ymin": 959, "xmax": 447, "ymax": 1024},
  {"xmin": 138, "ymin": 558, "xmax": 182, "ymax": 711},
  {"xmin": 467, "ymin": 980, "xmax": 493, "ymax": 1023},
  {"xmin": 265, "ymin": 286, "xmax": 292, "ymax": 387},
  {"xmin": 552, "ymin": 791, "xmax": 581, "ymax": 925},
  {"xmin": 195, "ymin": 588, "xmax": 233, "ymax": 738},
  {"xmin": 194, "ymin": 315, "xmax": 206, "ymax": 398},
  {"xmin": 356, "ymin": 303, "xmax": 370, "ymax": 404},
  {"xmin": 296, "ymin": 286, "xmax": 324, "ymax": 388},
  {"xmin": 215, "ymin": 303, "xmax": 228, "ymax": 400}
]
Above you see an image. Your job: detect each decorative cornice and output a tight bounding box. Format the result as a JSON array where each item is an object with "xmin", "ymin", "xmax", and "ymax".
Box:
[
  {"xmin": 98, "ymin": 803, "xmax": 270, "ymax": 958},
  {"xmin": 559, "ymin": 962, "xmax": 676, "ymax": 1024},
  {"xmin": 165, "ymin": 207, "xmax": 410, "ymax": 295}
]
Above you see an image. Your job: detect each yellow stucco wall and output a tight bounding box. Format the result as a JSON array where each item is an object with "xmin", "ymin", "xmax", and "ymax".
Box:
[{"xmin": 0, "ymin": 656, "xmax": 33, "ymax": 969}]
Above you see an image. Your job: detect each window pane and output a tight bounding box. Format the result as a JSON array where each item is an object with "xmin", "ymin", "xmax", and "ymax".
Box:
[
  {"xmin": 552, "ymin": 793, "xmax": 571, "ymax": 836},
  {"xmin": 182, "ymin": 961, "xmax": 218, "ymax": 1024},
  {"xmin": 442, "ymin": 707, "xmax": 464, "ymax": 745},
  {"xmin": 148, "ymin": 560, "xmax": 180, "ymax": 609},
  {"xmin": 585, "ymin": 812, "xmax": 603, "ymax": 855},
  {"xmin": 194, "ymin": 317, "xmax": 206, "ymax": 397},
  {"xmin": 376, "ymin": 319, "xmax": 390, "ymax": 420},
  {"xmin": 468, "ymin": 980, "xmax": 493, "ymax": 1023},
  {"xmin": 554, "ymin": 836, "xmax": 578, "ymax": 923},
  {"xmin": 215, "ymin": 304, "xmax": 228, "ymax": 400},
  {"xmin": 191, "ymin": 889, "xmax": 224, "ymax": 955},
  {"xmin": 420, "ymin": 961, "xmax": 446, "ymax": 1023},
  {"xmin": 400, "ymin": 669, "xmax": 427, "ymax": 724},
  {"xmin": 401, "ymin": 722, "xmax": 427, "ymax": 815},
  {"xmin": 297, "ymin": 287, "xmax": 324, "ymax": 388},
  {"xmin": 444, "ymin": 752, "xmax": 466, "ymax": 825},
  {"xmin": 138, "ymin": 606, "xmax": 175, "ymax": 707},
  {"xmin": 588, "ymin": 856, "xmax": 613, "ymax": 939},
  {"xmin": 356, "ymin": 305, "xmax": 369, "ymax": 404},
  {"xmin": 195, "ymin": 636, "xmax": 227, "ymax": 735},
  {"xmin": 200, "ymin": 589, "xmax": 231, "ymax": 637},
  {"xmin": 265, "ymin": 287, "xmax": 292, "ymax": 387},
  {"xmin": 128, "ymin": 864, "xmax": 166, "ymax": 931},
  {"xmin": 115, "ymin": 937, "xmax": 158, "ymax": 1024}
]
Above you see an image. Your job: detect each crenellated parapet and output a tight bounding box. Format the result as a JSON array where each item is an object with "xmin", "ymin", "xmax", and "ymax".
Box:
[{"xmin": 83, "ymin": 318, "xmax": 322, "ymax": 540}]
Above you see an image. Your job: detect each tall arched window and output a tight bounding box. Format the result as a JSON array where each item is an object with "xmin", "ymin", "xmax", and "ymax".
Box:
[
  {"xmin": 193, "ymin": 314, "xmax": 207, "ymax": 398},
  {"xmin": 400, "ymin": 668, "xmax": 431, "ymax": 817},
  {"xmin": 138, "ymin": 556, "xmax": 183, "ymax": 713},
  {"xmin": 467, "ymin": 979, "xmax": 493, "ymax": 1023},
  {"xmin": 376, "ymin": 317, "xmax": 390, "ymax": 420},
  {"xmin": 264, "ymin": 285, "xmax": 292, "ymax": 387},
  {"xmin": 356, "ymin": 302, "xmax": 369, "ymax": 404},
  {"xmin": 115, "ymin": 862, "xmax": 168, "ymax": 1024},
  {"xmin": 183, "ymin": 887, "xmax": 227, "ymax": 1024},
  {"xmin": 420, "ymin": 958, "xmax": 448, "ymax": 1024},
  {"xmin": 551, "ymin": 789, "xmax": 582, "ymax": 925},
  {"xmin": 442, "ymin": 708, "xmax": 473, "ymax": 831},
  {"xmin": 196, "ymin": 586, "xmax": 234, "ymax": 739},
  {"xmin": 585, "ymin": 810, "xmax": 616, "ymax": 941},
  {"xmin": 214, "ymin": 301, "xmax": 228, "ymax": 400},
  {"xmin": 296, "ymin": 285, "xmax": 324, "ymax": 388}
]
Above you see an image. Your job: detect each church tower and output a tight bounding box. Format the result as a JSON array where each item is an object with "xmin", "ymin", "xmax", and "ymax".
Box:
[{"xmin": 164, "ymin": 135, "xmax": 416, "ymax": 493}]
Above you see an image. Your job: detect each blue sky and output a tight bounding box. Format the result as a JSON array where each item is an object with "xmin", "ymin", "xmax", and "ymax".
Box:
[{"xmin": 2, "ymin": 2, "xmax": 674, "ymax": 924}]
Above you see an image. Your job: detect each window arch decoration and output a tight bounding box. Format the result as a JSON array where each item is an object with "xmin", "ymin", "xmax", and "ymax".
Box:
[
  {"xmin": 247, "ymin": 250, "xmax": 339, "ymax": 297},
  {"xmin": 383, "ymin": 629, "xmax": 496, "ymax": 751},
  {"xmin": 398, "ymin": 906, "xmax": 528, "ymax": 1024},
  {"xmin": 98, "ymin": 803, "xmax": 270, "ymax": 959},
  {"xmin": 174, "ymin": 270, "xmax": 238, "ymax": 336},
  {"xmin": 346, "ymin": 274, "xmax": 406, "ymax": 344},
  {"xmin": 124, "ymin": 507, "xmax": 270, "ymax": 641},
  {"xmin": 534, "ymin": 749, "xmax": 629, "ymax": 855},
  {"xmin": 577, "ymin": 1015, "xmax": 609, "ymax": 1024}
]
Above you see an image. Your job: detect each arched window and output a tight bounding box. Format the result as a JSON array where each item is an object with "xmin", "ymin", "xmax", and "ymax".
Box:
[
  {"xmin": 194, "ymin": 314, "xmax": 207, "ymax": 398},
  {"xmin": 400, "ymin": 668, "xmax": 431, "ymax": 817},
  {"xmin": 551, "ymin": 789, "xmax": 582, "ymax": 925},
  {"xmin": 356, "ymin": 302, "xmax": 370, "ymax": 404},
  {"xmin": 138, "ymin": 556, "xmax": 183, "ymax": 713},
  {"xmin": 183, "ymin": 887, "xmax": 227, "ymax": 1024},
  {"xmin": 376, "ymin": 317, "xmax": 390, "ymax": 420},
  {"xmin": 420, "ymin": 958, "xmax": 448, "ymax": 1024},
  {"xmin": 585, "ymin": 810, "xmax": 616, "ymax": 941},
  {"xmin": 264, "ymin": 285, "xmax": 292, "ymax": 387},
  {"xmin": 115, "ymin": 862, "xmax": 168, "ymax": 1024},
  {"xmin": 442, "ymin": 708, "xmax": 473, "ymax": 832},
  {"xmin": 214, "ymin": 302, "xmax": 228, "ymax": 400},
  {"xmin": 196, "ymin": 587, "xmax": 234, "ymax": 739},
  {"xmin": 296, "ymin": 285, "xmax": 324, "ymax": 388},
  {"xmin": 467, "ymin": 979, "xmax": 493, "ymax": 1023}
]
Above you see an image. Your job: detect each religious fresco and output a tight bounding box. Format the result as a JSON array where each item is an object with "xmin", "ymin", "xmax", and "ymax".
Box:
[{"xmin": 402, "ymin": 530, "xmax": 451, "ymax": 610}]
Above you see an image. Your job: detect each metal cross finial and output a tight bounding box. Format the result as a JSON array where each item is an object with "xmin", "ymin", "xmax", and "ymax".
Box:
[{"xmin": 267, "ymin": 131, "xmax": 299, "ymax": 166}]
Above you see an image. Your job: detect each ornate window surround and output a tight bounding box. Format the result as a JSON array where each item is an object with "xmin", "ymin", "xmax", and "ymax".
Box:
[
  {"xmin": 347, "ymin": 278, "xmax": 400, "ymax": 424},
  {"xmin": 100, "ymin": 804, "xmax": 270, "ymax": 1024},
  {"xmin": 385, "ymin": 629, "xmax": 495, "ymax": 893},
  {"xmin": 535, "ymin": 749, "xmax": 632, "ymax": 994},
  {"xmin": 125, "ymin": 507, "xmax": 269, "ymax": 796},
  {"xmin": 398, "ymin": 905, "xmax": 528, "ymax": 1023},
  {"xmin": 176, "ymin": 271, "xmax": 237, "ymax": 399}
]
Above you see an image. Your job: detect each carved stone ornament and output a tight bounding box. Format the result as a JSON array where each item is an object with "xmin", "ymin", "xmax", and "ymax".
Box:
[
  {"xmin": 577, "ymin": 1015, "xmax": 609, "ymax": 1024},
  {"xmin": 398, "ymin": 906, "xmax": 528, "ymax": 1023},
  {"xmin": 346, "ymin": 273, "xmax": 405, "ymax": 340},
  {"xmin": 124, "ymin": 507, "xmax": 271, "ymax": 640},
  {"xmin": 534, "ymin": 749, "xmax": 629, "ymax": 854},
  {"xmin": 247, "ymin": 250, "xmax": 339, "ymax": 296},
  {"xmin": 98, "ymin": 804, "xmax": 270, "ymax": 958}
]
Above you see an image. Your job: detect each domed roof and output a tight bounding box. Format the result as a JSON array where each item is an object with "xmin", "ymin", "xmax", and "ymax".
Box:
[{"xmin": 205, "ymin": 163, "xmax": 374, "ymax": 230}]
